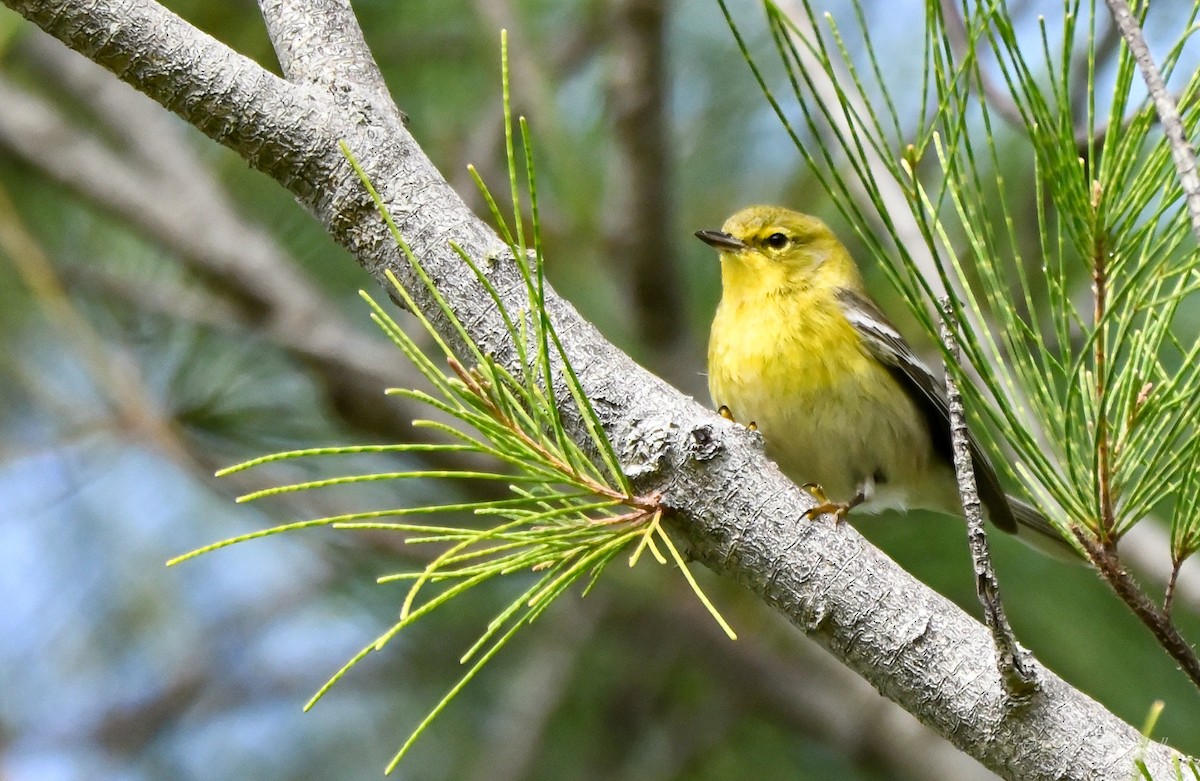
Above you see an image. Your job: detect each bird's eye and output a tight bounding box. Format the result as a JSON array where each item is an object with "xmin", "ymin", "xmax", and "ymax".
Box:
[{"xmin": 765, "ymin": 232, "xmax": 789, "ymax": 249}]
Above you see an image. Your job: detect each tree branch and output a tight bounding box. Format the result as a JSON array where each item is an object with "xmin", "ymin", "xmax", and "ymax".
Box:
[
  {"xmin": 2, "ymin": 0, "xmax": 1189, "ymax": 777},
  {"xmin": 1076, "ymin": 529, "xmax": 1200, "ymax": 690},
  {"xmin": 942, "ymin": 302, "xmax": 1037, "ymax": 698},
  {"xmin": 1104, "ymin": 0, "xmax": 1200, "ymax": 241}
]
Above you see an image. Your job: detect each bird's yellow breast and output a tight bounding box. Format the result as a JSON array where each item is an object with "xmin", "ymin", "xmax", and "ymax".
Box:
[{"xmin": 707, "ymin": 274, "xmax": 935, "ymax": 509}]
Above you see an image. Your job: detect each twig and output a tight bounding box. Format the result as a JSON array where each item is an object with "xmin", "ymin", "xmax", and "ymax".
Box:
[
  {"xmin": 1104, "ymin": 0, "xmax": 1200, "ymax": 241},
  {"xmin": 1074, "ymin": 529, "xmax": 1200, "ymax": 690},
  {"xmin": 1077, "ymin": 179, "xmax": 1198, "ymax": 682},
  {"xmin": 1165, "ymin": 557, "xmax": 1183, "ymax": 616},
  {"xmin": 940, "ymin": 300, "xmax": 1038, "ymax": 699}
]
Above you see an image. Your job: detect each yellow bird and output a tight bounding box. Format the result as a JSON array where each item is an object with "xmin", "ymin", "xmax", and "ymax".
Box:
[{"xmin": 698, "ymin": 204, "xmax": 1063, "ymax": 550}]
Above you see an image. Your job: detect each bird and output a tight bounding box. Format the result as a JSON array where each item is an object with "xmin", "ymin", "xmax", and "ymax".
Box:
[{"xmin": 697, "ymin": 204, "xmax": 1067, "ymax": 553}]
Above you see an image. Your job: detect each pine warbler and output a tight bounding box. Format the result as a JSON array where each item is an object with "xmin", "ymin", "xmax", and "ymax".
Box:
[{"xmin": 698, "ymin": 205, "xmax": 1064, "ymax": 551}]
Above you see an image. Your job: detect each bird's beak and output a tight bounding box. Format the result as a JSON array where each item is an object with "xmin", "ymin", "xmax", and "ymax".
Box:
[{"xmin": 694, "ymin": 229, "xmax": 746, "ymax": 251}]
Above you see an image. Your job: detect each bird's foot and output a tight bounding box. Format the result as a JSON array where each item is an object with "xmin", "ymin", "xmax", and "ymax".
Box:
[
  {"xmin": 717, "ymin": 404, "xmax": 757, "ymax": 432},
  {"xmin": 801, "ymin": 483, "xmax": 858, "ymax": 524}
]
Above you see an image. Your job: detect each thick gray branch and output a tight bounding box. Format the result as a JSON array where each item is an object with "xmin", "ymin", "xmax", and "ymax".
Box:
[{"xmin": 3, "ymin": 0, "xmax": 1189, "ymax": 778}]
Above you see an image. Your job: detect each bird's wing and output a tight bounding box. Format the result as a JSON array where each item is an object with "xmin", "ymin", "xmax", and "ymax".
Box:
[{"xmin": 835, "ymin": 288, "xmax": 1019, "ymax": 533}]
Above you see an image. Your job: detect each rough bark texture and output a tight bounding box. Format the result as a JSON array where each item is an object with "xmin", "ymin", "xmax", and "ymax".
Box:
[{"xmin": 4, "ymin": 0, "xmax": 1189, "ymax": 778}]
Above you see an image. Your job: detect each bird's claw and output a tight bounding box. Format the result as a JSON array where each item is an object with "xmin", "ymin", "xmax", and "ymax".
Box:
[
  {"xmin": 801, "ymin": 483, "xmax": 852, "ymax": 524},
  {"xmin": 717, "ymin": 404, "xmax": 757, "ymax": 432}
]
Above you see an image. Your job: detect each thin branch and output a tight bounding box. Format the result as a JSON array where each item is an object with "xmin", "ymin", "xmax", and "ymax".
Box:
[
  {"xmin": 1166, "ymin": 557, "xmax": 1183, "ymax": 616},
  {"xmin": 1083, "ymin": 175, "xmax": 1199, "ymax": 676},
  {"xmin": 1122, "ymin": 520, "xmax": 1200, "ymax": 616},
  {"xmin": 941, "ymin": 301, "xmax": 1037, "ymax": 699},
  {"xmin": 1104, "ymin": 0, "xmax": 1200, "ymax": 241},
  {"xmin": 1074, "ymin": 529, "xmax": 1200, "ymax": 689}
]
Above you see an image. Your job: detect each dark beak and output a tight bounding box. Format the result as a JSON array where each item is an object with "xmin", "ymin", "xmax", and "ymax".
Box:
[{"xmin": 694, "ymin": 229, "xmax": 746, "ymax": 251}]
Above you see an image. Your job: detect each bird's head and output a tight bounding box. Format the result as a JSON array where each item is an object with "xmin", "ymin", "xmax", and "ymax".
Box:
[{"xmin": 695, "ymin": 205, "xmax": 861, "ymax": 295}]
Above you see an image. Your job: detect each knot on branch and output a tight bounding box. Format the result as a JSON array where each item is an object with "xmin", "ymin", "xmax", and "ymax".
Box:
[{"xmin": 685, "ymin": 422, "xmax": 724, "ymax": 463}]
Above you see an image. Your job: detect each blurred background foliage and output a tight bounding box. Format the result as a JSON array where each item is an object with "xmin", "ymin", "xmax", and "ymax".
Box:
[{"xmin": 1, "ymin": 1, "xmax": 1199, "ymax": 779}]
